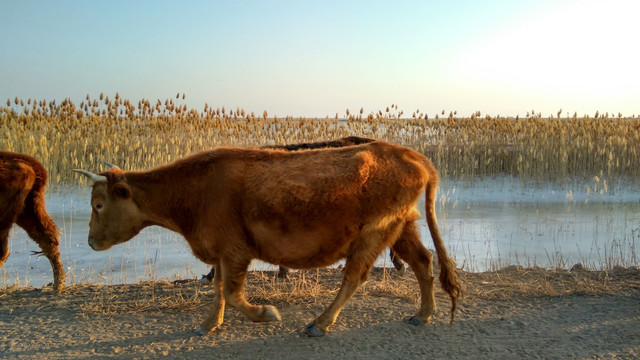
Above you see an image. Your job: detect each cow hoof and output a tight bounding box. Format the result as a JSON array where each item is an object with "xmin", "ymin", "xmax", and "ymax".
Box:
[
  {"xmin": 194, "ymin": 327, "xmax": 206, "ymax": 336},
  {"xmin": 304, "ymin": 323, "xmax": 325, "ymax": 337},
  {"xmin": 407, "ymin": 316, "xmax": 426, "ymax": 326},
  {"xmin": 260, "ymin": 305, "xmax": 282, "ymax": 322}
]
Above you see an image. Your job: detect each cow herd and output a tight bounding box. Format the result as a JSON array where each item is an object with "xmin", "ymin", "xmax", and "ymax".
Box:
[{"xmin": 1, "ymin": 137, "xmax": 462, "ymax": 337}]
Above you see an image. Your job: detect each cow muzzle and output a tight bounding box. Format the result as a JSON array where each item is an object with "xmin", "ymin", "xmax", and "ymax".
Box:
[{"xmin": 88, "ymin": 237, "xmax": 108, "ymax": 251}]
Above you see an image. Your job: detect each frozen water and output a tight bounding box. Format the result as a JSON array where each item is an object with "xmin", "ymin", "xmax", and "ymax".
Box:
[
  {"xmin": 2, "ymin": 177, "xmax": 638, "ymax": 287},
  {"xmin": 435, "ymin": 177, "xmax": 639, "ymax": 272}
]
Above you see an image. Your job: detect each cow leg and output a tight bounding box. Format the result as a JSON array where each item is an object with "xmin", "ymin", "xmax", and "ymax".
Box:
[
  {"xmin": 277, "ymin": 265, "xmax": 289, "ymax": 279},
  {"xmin": 219, "ymin": 257, "xmax": 281, "ymax": 323},
  {"xmin": 303, "ymin": 264, "xmax": 366, "ymax": 337},
  {"xmin": 391, "ymin": 220, "xmax": 436, "ymax": 325},
  {"xmin": 195, "ymin": 263, "xmax": 226, "ymax": 335},
  {"xmin": 0, "ymin": 190, "xmax": 25, "ymax": 269},
  {"xmin": 389, "ymin": 248, "xmax": 406, "ymax": 275},
  {"xmin": 305, "ymin": 223, "xmax": 404, "ymax": 337},
  {"xmin": 16, "ymin": 204, "xmax": 65, "ymax": 293},
  {"xmin": 200, "ymin": 266, "xmax": 216, "ymax": 285},
  {"xmin": 0, "ymin": 226, "xmax": 10, "ymax": 268}
]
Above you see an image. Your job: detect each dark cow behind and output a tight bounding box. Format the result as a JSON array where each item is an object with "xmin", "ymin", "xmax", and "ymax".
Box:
[
  {"xmin": 74, "ymin": 139, "xmax": 462, "ymax": 336},
  {"xmin": 1, "ymin": 151, "xmax": 65, "ymax": 293}
]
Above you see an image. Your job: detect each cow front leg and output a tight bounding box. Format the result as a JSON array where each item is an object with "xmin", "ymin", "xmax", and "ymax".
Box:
[
  {"xmin": 304, "ymin": 264, "xmax": 366, "ymax": 337},
  {"xmin": 0, "ymin": 227, "xmax": 10, "ymax": 268},
  {"xmin": 195, "ymin": 263, "xmax": 226, "ymax": 335},
  {"xmin": 305, "ymin": 227, "xmax": 399, "ymax": 337},
  {"xmin": 389, "ymin": 248, "xmax": 406, "ymax": 275},
  {"xmin": 220, "ymin": 258, "xmax": 281, "ymax": 323},
  {"xmin": 0, "ymin": 188, "xmax": 23, "ymax": 269},
  {"xmin": 199, "ymin": 266, "xmax": 216, "ymax": 285}
]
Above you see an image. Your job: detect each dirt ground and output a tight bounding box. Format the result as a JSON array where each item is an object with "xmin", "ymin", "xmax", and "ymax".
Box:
[{"xmin": 1, "ymin": 266, "xmax": 639, "ymax": 359}]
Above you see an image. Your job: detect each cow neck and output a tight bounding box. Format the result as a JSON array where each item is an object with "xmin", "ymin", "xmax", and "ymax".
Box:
[{"xmin": 124, "ymin": 169, "xmax": 194, "ymax": 236}]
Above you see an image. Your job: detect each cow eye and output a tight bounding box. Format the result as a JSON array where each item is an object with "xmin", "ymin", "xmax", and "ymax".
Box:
[{"xmin": 93, "ymin": 203, "xmax": 103, "ymax": 214}]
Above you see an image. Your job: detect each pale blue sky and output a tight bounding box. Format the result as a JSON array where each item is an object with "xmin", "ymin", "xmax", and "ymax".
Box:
[{"xmin": 1, "ymin": 0, "xmax": 638, "ymax": 118}]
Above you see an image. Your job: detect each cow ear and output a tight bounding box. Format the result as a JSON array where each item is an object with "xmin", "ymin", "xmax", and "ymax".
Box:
[{"xmin": 112, "ymin": 183, "xmax": 132, "ymax": 199}]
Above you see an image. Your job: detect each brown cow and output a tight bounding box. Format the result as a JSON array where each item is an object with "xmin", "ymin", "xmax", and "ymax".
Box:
[
  {"xmin": 1, "ymin": 152, "xmax": 65, "ymax": 293},
  {"xmin": 199, "ymin": 136, "xmax": 406, "ymax": 284},
  {"xmin": 73, "ymin": 139, "xmax": 462, "ymax": 336}
]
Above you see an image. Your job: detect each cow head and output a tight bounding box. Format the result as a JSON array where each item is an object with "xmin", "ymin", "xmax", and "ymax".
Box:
[{"xmin": 73, "ymin": 169, "xmax": 147, "ymax": 251}]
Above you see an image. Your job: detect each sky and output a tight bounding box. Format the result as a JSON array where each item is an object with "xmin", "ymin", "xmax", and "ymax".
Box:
[{"xmin": 1, "ymin": 0, "xmax": 638, "ymax": 118}]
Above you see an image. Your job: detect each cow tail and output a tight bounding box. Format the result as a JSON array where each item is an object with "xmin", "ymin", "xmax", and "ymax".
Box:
[{"xmin": 424, "ymin": 169, "xmax": 462, "ymax": 324}]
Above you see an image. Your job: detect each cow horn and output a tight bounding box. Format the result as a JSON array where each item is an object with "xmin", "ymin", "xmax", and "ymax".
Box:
[
  {"xmin": 72, "ymin": 169, "xmax": 107, "ymax": 183},
  {"xmin": 103, "ymin": 161, "xmax": 120, "ymax": 170}
]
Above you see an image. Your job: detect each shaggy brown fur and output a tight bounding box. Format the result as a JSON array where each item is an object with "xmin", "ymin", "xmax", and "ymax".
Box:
[
  {"xmin": 0, "ymin": 152, "xmax": 65, "ymax": 293},
  {"xmin": 75, "ymin": 139, "xmax": 462, "ymax": 336}
]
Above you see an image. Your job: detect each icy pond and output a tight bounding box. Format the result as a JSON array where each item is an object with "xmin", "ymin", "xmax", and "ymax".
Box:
[{"xmin": 2, "ymin": 177, "xmax": 639, "ymax": 287}]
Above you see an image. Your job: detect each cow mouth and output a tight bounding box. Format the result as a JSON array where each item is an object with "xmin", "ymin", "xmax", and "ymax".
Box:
[{"xmin": 88, "ymin": 237, "xmax": 109, "ymax": 251}]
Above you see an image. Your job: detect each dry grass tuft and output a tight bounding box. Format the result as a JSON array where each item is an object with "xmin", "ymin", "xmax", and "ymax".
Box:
[
  {"xmin": 463, "ymin": 265, "xmax": 640, "ymax": 300},
  {"xmin": 77, "ymin": 280, "xmax": 204, "ymax": 317},
  {"xmin": 359, "ymin": 267, "xmax": 420, "ymax": 303},
  {"xmin": 245, "ymin": 269, "xmax": 340, "ymax": 306},
  {"xmin": 242, "ymin": 267, "xmax": 423, "ymax": 308}
]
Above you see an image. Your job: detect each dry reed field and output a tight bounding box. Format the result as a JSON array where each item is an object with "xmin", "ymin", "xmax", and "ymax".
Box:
[{"xmin": 2, "ymin": 95, "xmax": 639, "ymax": 187}]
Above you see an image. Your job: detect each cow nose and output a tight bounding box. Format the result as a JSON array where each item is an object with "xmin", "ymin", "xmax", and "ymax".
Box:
[{"xmin": 88, "ymin": 237, "xmax": 97, "ymax": 250}]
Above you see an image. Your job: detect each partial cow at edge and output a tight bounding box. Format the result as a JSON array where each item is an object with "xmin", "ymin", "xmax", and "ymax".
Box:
[
  {"xmin": 0, "ymin": 151, "xmax": 65, "ymax": 293},
  {"xmin": 74, "ymin": 138, "xmax": 462, "ymax": 336}
]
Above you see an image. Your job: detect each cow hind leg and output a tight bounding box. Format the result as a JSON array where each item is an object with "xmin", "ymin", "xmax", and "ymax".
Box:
[
  {"xmin": 196, "ymin": 262, "xmax": 226, "ymax": 335},
  {"xmin": 305, "ymin": 223, "xmax": 404, "ymax": 337},
  {"xmin": 391, "ymin": 221, "xmax": 436, "ymax": 325},
  {"xmin": 219, "ymin": 256, "xmax": 281, "ymax": 323},
  {"xmin": 16, "ymin": 201, "xmax": 65, "ymax": 293}
]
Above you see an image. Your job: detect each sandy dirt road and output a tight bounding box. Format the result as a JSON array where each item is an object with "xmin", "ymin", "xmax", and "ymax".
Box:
[{"xmin": 1, "ymin": 267, "xmax": 639, "ymax": 359}]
